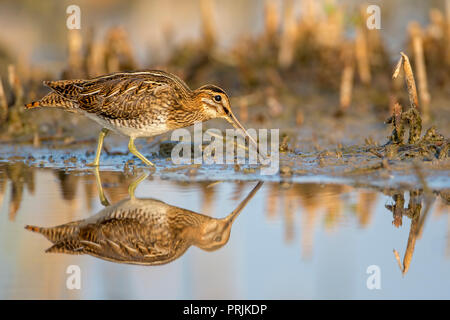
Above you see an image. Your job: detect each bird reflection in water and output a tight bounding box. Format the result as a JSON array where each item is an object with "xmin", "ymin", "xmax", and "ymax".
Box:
[{"xmin": 25, "ymin": 169, "xmax": 263, "ymax": 265}]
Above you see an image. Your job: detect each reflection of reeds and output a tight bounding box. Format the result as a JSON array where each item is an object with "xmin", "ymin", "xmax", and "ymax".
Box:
[
  {"xmin": 55, "ymin": 170, "xmax": 79, "ymax": 201},
  {"xmin": 283, "ymin": 190, "xmax": 296, "ymax": 243},
  {"xmin": 389, "ymin": 190, "xmax": 426, "ymax": 275},
  {"xmin": 1, "ymin": 163, "xmax": 35, "ymax": 221},
  {"xmin": 200, "ymin": 182, "xmax": 216, "ymax": 215},
  {"xmin": 355, "ymin": 191, "xmax": 377, "ymax": 227}
]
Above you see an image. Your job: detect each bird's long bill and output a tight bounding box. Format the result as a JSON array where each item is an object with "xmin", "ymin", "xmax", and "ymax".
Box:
[
  {"xmin": 225, "ymin": 112, "xmax": 266, "ymax": 160},
  {"xmin": 225, "ymin": 181, "xmax": 264, "ymax": 224}
]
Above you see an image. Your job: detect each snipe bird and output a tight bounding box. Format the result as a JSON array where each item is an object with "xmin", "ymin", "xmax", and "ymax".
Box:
[
  {"xmin": 25, "ymin": 70, "xmax": 258, "ymax": 167},
  {"xmin": 25, "ymin": 171, "xmax": 263, "ymax": 265}
]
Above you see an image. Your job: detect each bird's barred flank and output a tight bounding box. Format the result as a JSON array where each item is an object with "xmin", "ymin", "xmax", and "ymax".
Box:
[{"xmin": 24, "ymin": 101, "xmax": 40, "ymax": 109}]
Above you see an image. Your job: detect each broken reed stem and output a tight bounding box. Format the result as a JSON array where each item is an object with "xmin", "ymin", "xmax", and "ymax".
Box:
[
  {"xmin": 392, "ymin": 52, "xmax": 419, "ymax": 110},
  {"xmin": 355, "ymin": 27, "xmax": 371, "ymax": 85},
  {"xmin": 200, "ymin": 0, "xmax": 217, "ymax": 49},
  {"xmin": 390, "ymin": 102, "xmax": 404, "ymax": 144},
  {"xmin": 0, "ymin": 78, "xmax": 7, "ymax": 124},
  {"xmin": 409, "ymin": 23, "xmax": 430, "ymax": 121}
]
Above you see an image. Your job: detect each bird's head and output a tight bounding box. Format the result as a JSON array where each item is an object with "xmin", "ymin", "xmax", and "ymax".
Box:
[
  {"xmin": 195, "ymin": 84, "xmax": 232, "ymax": 120},
  {"xmin": 195, "ymin": 218, "xmax": 234, "ymax": 252},
  {"xmin": 194, "ymin": 85, "xmax": 261, "ymax": 155}
]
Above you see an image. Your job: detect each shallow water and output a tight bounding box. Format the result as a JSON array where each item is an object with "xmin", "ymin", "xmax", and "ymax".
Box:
[{"xmin": 0, "ymin": 163, "xmax": 448, "ymax": 299}]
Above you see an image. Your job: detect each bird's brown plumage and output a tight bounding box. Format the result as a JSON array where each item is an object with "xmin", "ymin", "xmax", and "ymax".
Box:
[
  {"xmin": 25, "ymin": 181, "xmax": 263, "ymax": 265},
  {"xmin": 24, "ymin": 69, "xmax": 261, "ymax": 166}
]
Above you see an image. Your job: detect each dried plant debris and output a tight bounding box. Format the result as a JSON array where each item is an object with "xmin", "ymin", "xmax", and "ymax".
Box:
[{"xmin": 384, "ymin": 52, "xmax": 448, "ymax": 160}]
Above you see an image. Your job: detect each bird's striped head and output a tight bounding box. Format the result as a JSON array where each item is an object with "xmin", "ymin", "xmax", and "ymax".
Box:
[
  {"xmin": 194, "ymin": 84, "xmax": 262, "ymax": 158},
  {"xmin": 195, "ymin": 84, "xmax": 232, "ymax": 120}
]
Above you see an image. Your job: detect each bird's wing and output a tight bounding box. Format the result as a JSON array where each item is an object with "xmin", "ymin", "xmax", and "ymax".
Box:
[{"xmin": 44, "ymin": 72, "xmax": 184, "ymax": 120}]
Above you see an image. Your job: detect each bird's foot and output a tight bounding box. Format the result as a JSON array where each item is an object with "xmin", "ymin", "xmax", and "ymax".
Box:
[
  {"xmin": 142, "ymin": 159, "xmax": 155, "ymax": 167},
  {"xmin": 86, "ymin": 162, "xmax": 99, "ymax": 167}
]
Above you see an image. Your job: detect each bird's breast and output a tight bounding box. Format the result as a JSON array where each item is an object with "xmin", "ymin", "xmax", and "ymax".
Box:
[{"xmin": 84, "ymin": 111, "xmax": 170, "ymax": 138}]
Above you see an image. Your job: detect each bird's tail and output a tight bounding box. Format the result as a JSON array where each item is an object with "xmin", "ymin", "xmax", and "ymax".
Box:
[
  {"xmin": 24, "ymin": 100, "xmax": 41, "ymax": 109},
  {"xmin": 25, "ymin": 222, "xmax": 80, "ymax": 242},
  {"xmin": 24, "ymin": 92, "xmax": 77, "ymax": 110}
]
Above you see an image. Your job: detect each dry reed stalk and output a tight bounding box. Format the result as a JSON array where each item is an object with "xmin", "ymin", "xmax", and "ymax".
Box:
[
  {"xmin": 7, "ymin": 65, "xmax": 23, "ymax": 105},
  {"xmin": 0, "ymin": 79, "xmax": 7, "ymax": 124},
  {"xmin": 301, "ymin": 0, "xmax": 317, "ymax": 29},
  {"xmin": 85, "ymin": 28, "xmax": 105, "ymax": 77},
  {"xmin": 200, "ymin": 0, "xmax": 217, "ymax": 49},
  {"xmin": 355, "ymin": 27, "xmax": 371, "ymax": 85},
  {"xmin": 339, "ymin": 43, "xmax": 354, "ymax": 112},
  {"xmin": 86, "ymin": 42, "xmax": 105, "ymax": 77},
  {"xmin": 67, "ymin": 29, "xmax": 83, "ymax": 77},
  {"xmin": 392, "ymin": 52, "xmax": 419, "ymax": 110},
  {"xmin": 266, "ymin": 87, "xmax": 283, "ymax": 116},
  {"xmin": 264, "ymin": 0, "xmax": 279, "ymax": 41},
  {"xmin": 388, "ymin": 93, "xmax": 398, "ymax": 115},
  {"xmin": 278, "ymin": 0, "xmax": 298, "ymax": 69},
  {"xmin": 446, "ymin": 0, "xmax": 450, "ymax": 66},
  {"xmin": 316, "ymin": 3, "xmax": 343, "ymax": 48},
  {"xmin": 409, "ymin": 23, "xmax": 430, "ymax": 121},
  {"xmin": 296, "ymin": 110, "xmax": 304, "ymax": 126},
  {"xmin": 105, "ymin": 27, "xmax": 136, "ymax": 73},
  {"xmin": 391, "ymin": 102, "xmax": 404, "ymax": 144},
  {"xmin": 239, "ymin": 98, "xmax": 248, "ymax": 123}
]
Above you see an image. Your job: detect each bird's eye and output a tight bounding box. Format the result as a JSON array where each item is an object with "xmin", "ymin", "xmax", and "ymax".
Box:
[{"xmin": 214, "ymin": 95, "xmax": 222, "ymax": 102}]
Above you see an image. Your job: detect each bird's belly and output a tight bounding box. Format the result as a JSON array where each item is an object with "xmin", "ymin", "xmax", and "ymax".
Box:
[{"xmin": 84, "ymin": 113, "xmax": 169, "ymax": 138}]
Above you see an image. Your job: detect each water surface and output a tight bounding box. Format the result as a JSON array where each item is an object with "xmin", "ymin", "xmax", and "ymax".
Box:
[{"xmin": 0, "ymin": 163, "xmax": 449, "ymax": 299}]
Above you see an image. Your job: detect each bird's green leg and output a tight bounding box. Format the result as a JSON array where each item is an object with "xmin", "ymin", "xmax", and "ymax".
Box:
[
  {"xmin": 128, "ymin": 171, "xmax": 150, "ymax": 200},
  {"xmin": 92, "ymin": 166, "xmax": 110, "ymax": 206},
  {"xmin": 87, "ymin": 128, "xmax": 109, "ymax": 167},
  {"xmin": 128, "ymin": 137, "xmax": 154, "ymax": 167}
]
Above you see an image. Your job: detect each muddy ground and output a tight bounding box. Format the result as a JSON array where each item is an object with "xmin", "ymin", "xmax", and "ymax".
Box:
[{"xmin": 0, "ymin": 89, "xmax": 448, "ymax": 191}]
